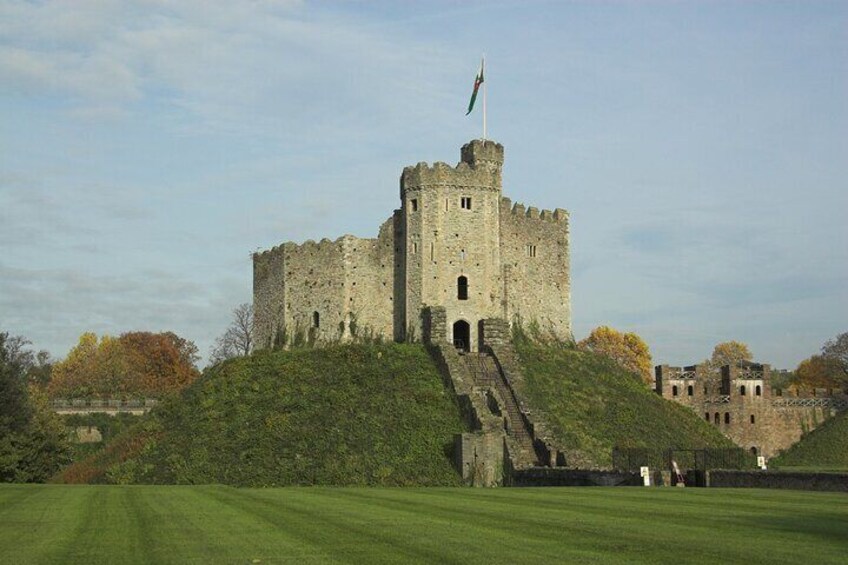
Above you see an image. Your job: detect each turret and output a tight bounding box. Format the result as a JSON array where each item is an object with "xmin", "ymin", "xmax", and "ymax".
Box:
[{"xmin": 460, "ymin": 139, "xmax": 504, "ymax": 174}]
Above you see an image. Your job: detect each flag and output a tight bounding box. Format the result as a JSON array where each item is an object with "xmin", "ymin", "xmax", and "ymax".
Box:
[{"xmin": 466, "ymin": 59, "xmax": 484, "ymax": 115}]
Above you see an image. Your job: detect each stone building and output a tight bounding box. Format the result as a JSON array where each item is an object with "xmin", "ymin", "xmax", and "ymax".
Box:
[
  {"xmin": 655, "ymin": 361, "xmax": 845, "ymax": 458},
  {"xmin": 253, "ymin": 139, "xmax": 572, "ymax": 352}
]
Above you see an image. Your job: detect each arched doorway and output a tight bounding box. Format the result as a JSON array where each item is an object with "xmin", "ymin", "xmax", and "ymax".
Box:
[{"xmin": 453, "ymin": 320, "xmax": 470, "ymax": 352}]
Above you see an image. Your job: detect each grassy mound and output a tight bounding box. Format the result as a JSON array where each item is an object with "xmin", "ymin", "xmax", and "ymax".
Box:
[
  {"xmin": 56, "ymin": 344, "xmax": 466, "ymax": 486},
  {"xmin": 515, "ymin": 340, "xmax": 735, "ymax": 467},
  {"xmin": 771, "ymin": 410, "xmax": 848, "ymax": 471}
]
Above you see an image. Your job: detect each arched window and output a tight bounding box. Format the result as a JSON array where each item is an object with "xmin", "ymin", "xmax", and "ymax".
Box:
[
  {"xmin": 724, "ymin": 412, "xmax": 730, "ymax": 424},
  {"xmin": 457, "ymin": 276, "xmax": 468, "ymax": 300},
  {"xmin": 672, "ymin": 385, "xmax": 678, "ymax": 396},
  {"xmin": 714, "ymin": 412, "xmax": 720, "ymax": 425},
  {"xmin": 705, "ymin": 413, "xmax": 710, "ymax": 421},
  {"xmin": 750, "ymin": 447, "xmax": 758, "ymax": 456},
  {"xmin": 750, "ymin": 414, "xmax": 755, "ymax": 424},
  {"xmin": 312, "ymin": 311, "xmax": 320, "ymax": 328},
  {"xmin": 687, "ymin": 385, "xmax": 694, "ymax": 396},
  {"xmin": 740, "ymin": 385, "xmax": 746, "ymax": 396},
  {"xmin": 755, "ymin": 385, "xmax": 761, "ymax": 396}
]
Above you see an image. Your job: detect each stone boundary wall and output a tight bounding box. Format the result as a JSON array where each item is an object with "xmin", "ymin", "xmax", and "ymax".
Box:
[
  {"xmin": 511, "ymin": 468, "xmax": 641, "ymax": 487},
  {"xmin": 706, "ymin": 470, "xmax": 848, "ymax": 492}
]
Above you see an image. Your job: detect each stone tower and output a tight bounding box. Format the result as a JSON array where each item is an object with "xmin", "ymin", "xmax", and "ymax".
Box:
[{"xmin": 400, "ymin": 140, "xmax": 505, "ymax": 350}]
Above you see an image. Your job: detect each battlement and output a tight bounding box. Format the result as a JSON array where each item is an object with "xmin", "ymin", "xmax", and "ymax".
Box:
[
  {"xmin": 254, "ymin": 234, "xmax": 377, "ymax": 259},
  {"xmin": 500, "ymin": 198, "xmax": 568, "ymax": 223}
]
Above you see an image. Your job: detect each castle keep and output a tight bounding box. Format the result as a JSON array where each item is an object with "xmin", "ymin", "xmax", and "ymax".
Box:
[{"xmin": 253, "ymin": 140, "xmax": 571, "ymax": 352}]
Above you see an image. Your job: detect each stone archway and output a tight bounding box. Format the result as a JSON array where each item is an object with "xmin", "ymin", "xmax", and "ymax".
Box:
[{"xmin": 453, "ymin": 320, "xmax": 470, "ymax": 352}]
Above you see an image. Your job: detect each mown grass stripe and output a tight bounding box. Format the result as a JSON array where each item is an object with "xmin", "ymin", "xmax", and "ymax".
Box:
[
  {"xmin": 1, "ymin": 485, "xmax": 846, "ymax": 564},
  {"xmin": 208, "ymin": 485, "xmax": 448, "ymax": 563}
]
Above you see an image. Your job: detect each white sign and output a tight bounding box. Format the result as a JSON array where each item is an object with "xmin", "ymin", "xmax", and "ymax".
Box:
[
  {"xmin": 640, "ymin": 466, "xmax": 650, "ymax": 486},
  {"xmin": 757, "ymin": 456, "xmax": 766, "ymax": 470}
]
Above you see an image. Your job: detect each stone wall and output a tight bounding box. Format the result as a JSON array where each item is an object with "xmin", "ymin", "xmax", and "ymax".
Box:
[
  {"xmin": 253, "ymin": 244, "xmax": 286, "ymax": 349},
  {"xmin": 706, "ymin": 469, "xmax": 848, "ymax": 492},
  {"xmin": 656, "ymin": 363, "xmax": 839, "ymax": 458},
  {"xmin": 253, "ymin": 227, "xmax": 397, "ymax": 348},
  {"xmin": 511, "ymin": 468, "xmax": 641, "ymax": 487},
  {"xmin": 499, "ymin": 198, "xmax": 571, "ymax": 341}
]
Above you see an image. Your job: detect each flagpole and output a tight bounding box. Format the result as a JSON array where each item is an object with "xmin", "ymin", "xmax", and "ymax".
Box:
[{"xmin": 482, "ymin": 56, "xmax": 487, "ymax": 141}]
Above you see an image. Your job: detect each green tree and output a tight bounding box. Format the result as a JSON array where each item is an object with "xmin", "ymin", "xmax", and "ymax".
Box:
[
  {"xmin": 0, "ymin": 332, "xmax": 70, "ymax": 482},
  {"xmin": 578, "ymin": 326, "xmax": 653, "ymax": 384}
]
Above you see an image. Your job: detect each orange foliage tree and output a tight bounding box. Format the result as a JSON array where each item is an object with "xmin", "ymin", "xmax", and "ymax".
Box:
[
  {"xmin": 49, "ymin": 331, "xmax": 200, "ymax": 399},
  {"xmin": 578, "ymin": 326, "xmax": 653, "ymax": 384}
]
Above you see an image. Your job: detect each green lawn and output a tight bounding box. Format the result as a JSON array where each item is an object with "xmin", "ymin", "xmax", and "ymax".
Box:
[{"xmin": 1, "ymin": 486, "xmax": 846, "ymax": 564}]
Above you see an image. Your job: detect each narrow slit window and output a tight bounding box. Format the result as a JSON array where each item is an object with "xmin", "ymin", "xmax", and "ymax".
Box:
[
  {"xmin": 687, "ymin": 385, "xmax": 693, "ymax": 396},
  {"xmin": 750, "ymin": 414, "xmax": 755, "ymax": 424},
  {"xmin": 410, "ymin": 198, "xmax": 418, "ymax": 212},
  {"xmin": 457, "ymin": 276, "xmax": 468, "ymax": 300},
  {"xmin": 411, "ymin": 242, "xmax": 418, "ymax": 254},
  {"xmin": 755, "ymin": 385, "xmax": 761, "ymax": 396},
  {"xmin": 312, "ymin": 311, "xmax": 320, "ymax": 328},
  {"xmin": 430, "ymin": 242, "xmax": 435, "ymax": 261},
  {"xmin": 526, "ymin": 244, "xmax": 537, "ymax": 258},
  {"xmin": 724, "ymin": 412, "xmax": 730, "ymax": 424},
  {"xmin": 740, "ymin": 385, "xmax": 746, "ymax": 396},
  {"xmin": 672, "ymin": 385, "xmax": 678, "ymax": 397}
]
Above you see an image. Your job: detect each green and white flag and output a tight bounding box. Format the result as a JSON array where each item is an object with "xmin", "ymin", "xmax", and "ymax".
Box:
[{"xmin": 466, "ymin": 59, "xmax": 485, "ymax": 115}]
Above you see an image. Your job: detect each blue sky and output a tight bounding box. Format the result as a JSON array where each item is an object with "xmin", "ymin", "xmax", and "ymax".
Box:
[{"xmin": 1, "ymin": 0, "xmax": 846, "ymax": 368}]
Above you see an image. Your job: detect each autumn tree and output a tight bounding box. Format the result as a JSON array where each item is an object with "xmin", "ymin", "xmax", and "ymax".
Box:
[
  {"xmin": 120, "ymin": 332, "xmax": 200, "ymax": 395},
  {"xmin": 49, "ymin": 331, "xmax": 200, "ymax": 399},
  {"xmin": 210, "ymin": 303, "xmax": 253, "ymax": 365},
  {"xmin": 794, "ymin": 355, "xmax": 840, "ymax": 391},
  {"xmin": 578, "ymin": 326, "xmax": 653, "ymax": 384},
  {"xmin": 710, "ymin": 341, "xmax": 753, "ymax": 369}
]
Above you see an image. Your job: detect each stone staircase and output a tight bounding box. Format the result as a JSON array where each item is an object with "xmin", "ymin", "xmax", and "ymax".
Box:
[{"xmin": 462, "ymin": 352, "xmax": 540, "ymax": 469}]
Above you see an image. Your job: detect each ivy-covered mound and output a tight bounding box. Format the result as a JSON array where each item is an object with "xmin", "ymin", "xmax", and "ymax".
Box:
[
  {"xmin": 56, "ymin": 344, "xmax": 466, "ymax": 486},
  {"xmin": 770, "ymin": 410, "xmax": 848, "ymax": 471},
  {"xmin": 515, "ymin": 339, "xmax": 736, "ymax": 468}
]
